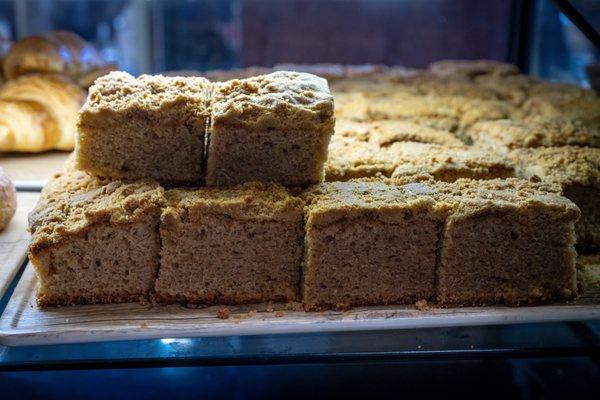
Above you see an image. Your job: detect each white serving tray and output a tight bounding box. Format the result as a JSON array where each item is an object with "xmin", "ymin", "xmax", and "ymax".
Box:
[
  {"xmin": 0, "ymin": 262, "xmax": 598, "ymax": 347},
  {"xmin": 0, "ymin": 192, "xmax": 39, "ymax": 299}
]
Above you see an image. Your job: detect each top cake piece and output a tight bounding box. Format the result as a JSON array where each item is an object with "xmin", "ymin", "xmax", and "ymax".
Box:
[
  {"xmin": 211, "ymin": 70, "xmax": 334, "ymax": 128},
  {"xmin": 470, "ymin": 119, "xmax": 600, "ymax": 153},
  {"xmin": 76, "ymin": 71, "xmax": 212, "ymax": 185},
  {"xmin": 206, "ymin": 71, "xmax": 335, "ymax": 187}
]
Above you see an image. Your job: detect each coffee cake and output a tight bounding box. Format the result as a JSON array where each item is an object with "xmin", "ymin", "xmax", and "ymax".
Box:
[
  {"xmin": 302, "ymin": 179, "xmax": 449, "ymax": 310},
  {"xmin": 511, "ymin": 146, "xmax": 600, "ymax": 249},
  {"xmin": 206, "ymin": 71, "xmax": 335, "ymax": 187},
  {"xmin": 437, "ymin": 179, "xmax": 579, "ymax": 306},
  {"xmin": 156, "ymin": 182, "xmax": 304, "ymax": 304},
  {"xmin": 76, "ymin": 72, "xmax": 211, "ymax": 185},
  {"xmin": 28, "ymin": 170, "xmax": 165, "ymax": 306}
]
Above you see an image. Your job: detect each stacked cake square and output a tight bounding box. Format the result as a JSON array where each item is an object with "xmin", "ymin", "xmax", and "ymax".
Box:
[{"xmin": 29, "ymin": 61, "xmax": 597, "ymax": 310}]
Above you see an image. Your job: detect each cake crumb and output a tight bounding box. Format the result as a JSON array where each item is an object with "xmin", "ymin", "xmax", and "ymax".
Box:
[
  {"xmin": 415, "ymin": 299, "xmax": 430, "ymax": 311},
  {"xmin": 139, "ymin": 320, "xmax": 149, "ymax": 328},
  {"xmin": 266, "ymin": 303, "xmax": 274, "ymax": 313},
  {"xmin": 248, "ymin": 310, "xmax": 257, "ymax": 317},
  {"xmin": 217, "ymin": 307, "xmax": 231, "ymax": 319},
  {"xmin": 274, "ymin": 310, "xmax": 284, "ymax": 318}
]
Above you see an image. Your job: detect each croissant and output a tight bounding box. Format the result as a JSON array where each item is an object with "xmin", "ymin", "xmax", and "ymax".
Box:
[
  {"xmin": 0, "ymin": 74, "xmax": 86, "ymax": 151},
  {"xmin": 3, "ymin": 30, "xmax": 115, "ymax": 87},
  {"xmin": 0, "ymin": 99, "xmax": 58, "ymax": 152}
]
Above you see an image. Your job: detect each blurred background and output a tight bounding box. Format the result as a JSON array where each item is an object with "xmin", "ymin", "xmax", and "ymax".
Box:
[{"xmin": 0, "ymin": 0, "xmax": 597, "ymax": 85}]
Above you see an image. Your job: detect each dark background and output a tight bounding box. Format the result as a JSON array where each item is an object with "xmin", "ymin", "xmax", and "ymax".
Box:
[{"xmin": 0, "ymin": 0, "xmax": 598, "ymax": 84}]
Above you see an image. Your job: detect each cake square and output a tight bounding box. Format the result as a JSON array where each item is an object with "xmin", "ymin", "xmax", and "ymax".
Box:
[
  {"xmin": 333, "ymin": 92, "xmax": 369, "ymax": 122},
  {"xmin": 511, "ymin": 146, "xmax": 600, "ymax": 250},
  {"xmin": 206, "ymin": 71, "xmax": 335, "ymax": 187},
  {"xmin": 469, "ymin": 119, "xmax": 600, "ymax": 153},
  {"xmin": 368, "ymin": 119, "xmax": 464, "ymax": 148},
  {"xmin": 324, "ymin": 135, "xmax": 397, "ymax": 181},
  {"xmin": 427, "ymin": 59, "xmax": 520, "ymax": 80},
  {"xmin": 436, "ymin": 179, "xmax": 579, "ymax": 306},
  {"xmin": 389, "ymin": 142, "xmax": 515, "ymax": 182},
  {"xmin": 522, "ymin": 91, "xmax": 600, "ymax": 124},
  {"xmin": 366, "ymin": 93, "xmax": 514, "ymax": 140},
  {"xmin": 156, "ymin": 182, "xmax": 304, "ymax": 304},
  {"xmin": 367, "ymin": 93, "xmax": 460, "ymax": 132},
  {"xmin": 76, "ymin": 71, "xmax": 211, "ymax": 185},
  {"xmin": 28, "ymin": 170, "xmax": 165, "ymax": 306},
  {"xmin": 302, "ymin": 180, "xmax": 448, "ymax": 310},
  {"xmin": 334, "ymin": 119, "xmax": 372, "ymax": 142}
]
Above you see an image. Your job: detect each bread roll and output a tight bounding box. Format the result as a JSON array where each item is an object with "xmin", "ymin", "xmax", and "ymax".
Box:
[
  {"xmin": 3, "ymin": 30, "xmax": 108, "ymax": 83},
  {"xmin": 0, "ymin": 99, "xmax": 59, "ymax": 152},
  {"xmin": 0, "ymin": 167, "xmax": 16, "ymax": 231},
  {"xmin": 0, "ymin": 74, "xmax": 86, "ymax": 150}
]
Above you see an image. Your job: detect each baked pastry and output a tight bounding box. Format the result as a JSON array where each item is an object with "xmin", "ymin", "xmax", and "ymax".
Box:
[
  {"xmin": 325, "ymin": 135, "xmax": 397, "ymax": 181},
  {"xmin": 302, "ymin": 179, "xmax": 446, "ymax": 310},
  {"xmin": 521, "ymin": 91, "xmax": 600, "ymax": 124},
  {"xmin": 25, "ymin": 60, "xmax": 600, "ymax": 311},
  {"xmin": 206, "ymin": 71, "xmax": 335, "ymax": 187},
  {"xmin": 436, "ymin": 178, "xmax": 579, "ymax": 306},
  {"xmin": 511, "ymin": 146, "xmax": 600, "ymax": 250},
  {"xmin": 0, "ymin": 74, "xmax": 86, "ymax": 150},
  {"xmin": 156, "ymin": 183, "xmax": 303, "ymax": 304},
  {"xmin": 3, "ymin": 30, "xmax": 114, "ymax": 85},
  {"xmin": 388, "ymin": 142, "xmax": 515, "ymax": 182},
  {"xmin": 0, "ymin": 167, "xmax": 16, "ymax": 231},
  {"xmin": 368, "ymin": 120, "xmax": 465, "ymax": 148},
  {"xmin": 28, "ymin": 169, "xmax": 165, "ymax": 306},
  {"xmin": 76, "ymin": 71, "xmax": 212, "ymax": 185},
  {"xmin": 334, "ymin": 92, "xmax": 369, "ymax": 122},
  {"xmin": 469, "ymin": 119, "xmax": 600, "ymax": 153},
  {"xmin": 0, "ymin": 99, "xmax": 59, "ymax": 152},
  {"xmin": 366, "ymin": 93, "xmax": 515, "ymax": 139}
]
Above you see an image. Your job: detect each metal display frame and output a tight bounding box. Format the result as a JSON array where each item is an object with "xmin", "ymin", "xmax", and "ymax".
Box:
[{"xmin": 0, "ymin": 0, "xmax": 598, "ymax": 373}]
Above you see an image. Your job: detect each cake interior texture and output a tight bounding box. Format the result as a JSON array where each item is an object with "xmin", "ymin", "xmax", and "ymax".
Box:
[
  {"xmin": 511, "ymin": 146, "xmax": 600, "ymax": 250},
  {"xmin": 302, "ymin": 180, "xmax": 447, "ymax": 311},
  {"xmin": 76, "ymin": 71, "xmax": 211, "ymax": 185},
  {"xmin": 34, "ymin": 222, "xmax": 160, "ymax": 306},
  {"xmin": 28, "ymin": 60, "xmax": 600, "ymax": 311},
  {"xmin": 28, "ymin": 170, "xmax": 165, "ymax": 306},
  {"xmin": 155, "ymin": 183, "xmax": 304, "ymax": 304},
  {"xmin": 437, "ymin": 179, "xmax": 579, "ymax": 306},
  {"xmin": 206, "ymin": 71, "xmax": 335, "ymax": 187}
]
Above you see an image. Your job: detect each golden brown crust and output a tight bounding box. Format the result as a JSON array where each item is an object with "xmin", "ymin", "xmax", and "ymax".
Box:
[
  {"xmin": 0, "ymin": 99, "xmax": 60, "ymax": 152},
  {"xmin": 510, "ymin": 146, "xmax": 600, "ymax": 188},
  {"xmin": 163, "ymin": 182, "xmax": 304, "ymax": 224},
  {"xmin": 0, "ymin": 74, "xmax": 86, "ymax": 150},
  {"xmin": 303, "ymin": 179, "xmax": 450, "ymax": 226},
  {"xmin": 325, "ymin": 135, "xmax": 397, "ymax": 181},
  {"xmin": 470, "ymin": 119, "xmax": 600, "ymax": 152},
  {"xmin": 76, "ymin": 72, "xmax": 211, "ymax": 185},
  {"xmin": 28, "ymin": 170, "xmax": 165, "ymax": 255},
  {"xmin": 389, "ymin": 142, "xmax": 515, "ymax": 182},
  {"xmin": 369, "ymin": 120, "xmax": 464, "ymax": 147},
  {"xmin": 82, "ymin": 71, "xmax": 212, "ymax": 114},
  {"xmin": 521, "ymin": 91, "xmax": 600, "ymax": 123},
  {"xmin": 435, "ymin": 178, "xmax": 579, "ymax": 219},
  {"xmin": 211, "ymin": 71, "xmax": 334, "ymax": 130}
]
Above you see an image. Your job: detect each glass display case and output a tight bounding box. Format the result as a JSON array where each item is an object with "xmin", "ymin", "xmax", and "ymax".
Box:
[{"xmin": 0, "ymin": 0, "xmax": 598, "ymax": 397}]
